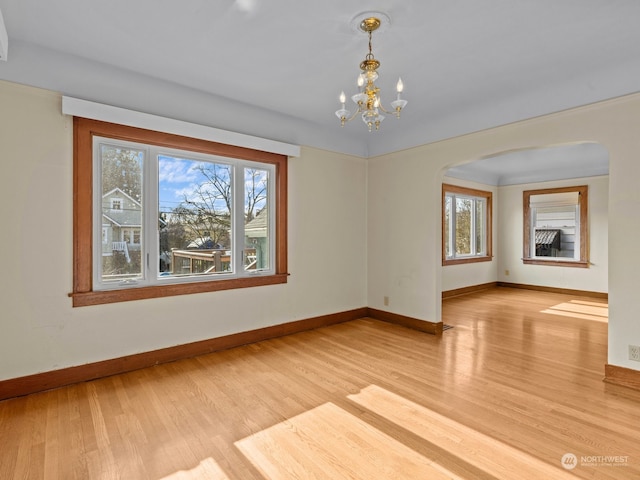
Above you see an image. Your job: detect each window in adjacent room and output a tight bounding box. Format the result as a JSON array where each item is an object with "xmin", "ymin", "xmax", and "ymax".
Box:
[
  {"xmin": 523, "ymin": 185, "xmax": 588, "ymax": 267},
  {"xmin": 442, "ymin": 184, "xmax": 493, "ymax": 265},
  {"xmin": 72, "ymin": 118, "xmax": 288, "ymax": 307}
]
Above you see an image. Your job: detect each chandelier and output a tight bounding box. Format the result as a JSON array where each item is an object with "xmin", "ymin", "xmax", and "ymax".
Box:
[{"xmin": 335, "ymin": 13, "xmax": 407, "ymax": 132}]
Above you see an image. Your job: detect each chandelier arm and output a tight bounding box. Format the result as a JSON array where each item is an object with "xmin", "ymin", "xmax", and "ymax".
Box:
[
  {"xmin": 343, "ymin": 105, "xmax": 364, "ymax": 123},
  {"xmin": 377, "ymin": 103, "xmax": 392, "ymax": 114}
]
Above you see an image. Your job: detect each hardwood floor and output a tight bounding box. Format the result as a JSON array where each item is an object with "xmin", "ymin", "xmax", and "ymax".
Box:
[{"xmin": 2, "ymin": 287, "xmax": 639, "ymax": 479}]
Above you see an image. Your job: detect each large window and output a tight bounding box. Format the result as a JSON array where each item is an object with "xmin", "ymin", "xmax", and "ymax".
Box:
[
  {"xmin": 72, "ymin": 118, "xmax": 288, "ymax": 307},
  {"xmin": 442, "ymin": 184, "xmax": 492, "ymax": 265},
  {"xmin": 523, "ymin": 185, "xmax": 588, "ymax": 267}
]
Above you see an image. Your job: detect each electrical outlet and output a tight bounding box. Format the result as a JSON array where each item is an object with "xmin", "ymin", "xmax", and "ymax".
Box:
[
  {"xmin": 629, "ymin": 345, "xmax": 640, "ymax": 362},
  {"xmin": 504, "ymin": 269, "xmax": 510, "ymax": 276},
  {"xmin": 383, "ymin": 296, "xmax": 389, "ymax": 306}
]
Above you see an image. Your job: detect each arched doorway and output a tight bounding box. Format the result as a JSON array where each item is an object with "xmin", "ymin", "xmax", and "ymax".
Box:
[{"xmin": 440, "ymin": 142, "xmax": 609, "ymax": 305}]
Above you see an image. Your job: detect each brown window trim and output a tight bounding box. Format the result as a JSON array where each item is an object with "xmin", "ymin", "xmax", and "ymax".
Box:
[
  {"xmin": 442, "ymin": 184, "xmax": 493, "ymax": 266},
  {"xmin": 70, "ymin": 117, "xmax": 288, "ymax": 307},
  {"xmin": 522, "ymin": 185, "xmax": 588, "ymax": 268}
]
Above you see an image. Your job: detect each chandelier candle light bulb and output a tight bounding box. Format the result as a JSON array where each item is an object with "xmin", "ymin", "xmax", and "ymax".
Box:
[
  {"xmin": 335, "ymin": 12, "xmax": 407, "ymax": 131},
  {"xmin": 335, "ymin": 91, "xmax": 350, "ymax": 126},
  {"xmin": 391, "ymin": 77, "xmax": 408, "ymax": 118}
]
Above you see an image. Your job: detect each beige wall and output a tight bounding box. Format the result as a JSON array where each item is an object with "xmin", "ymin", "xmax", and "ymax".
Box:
[
  {"xmin": 0, "ymin": 81, "xmax": 368, "ymax": 381},
  {"xmin": 368, "ymin": 93, "xmax": 640, "ymax": 370}
]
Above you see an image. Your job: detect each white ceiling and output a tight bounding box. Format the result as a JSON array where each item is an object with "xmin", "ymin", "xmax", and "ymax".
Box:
[
  {"xmin": 445, "ymin": 143, "xmax": 609, "ymax": 186},
  {"xmin": 0, "ymin": 0, "xmax": 638, "ymax": 165}
]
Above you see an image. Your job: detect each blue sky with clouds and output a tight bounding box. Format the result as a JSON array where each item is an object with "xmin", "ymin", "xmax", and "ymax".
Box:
[
  {"xmin": 158, "ymin": 155, "xmax": 231, "ymax": 214},
  {"xmin": 157, "ymin": 154, "xmax": 268, "ymax": 216}
]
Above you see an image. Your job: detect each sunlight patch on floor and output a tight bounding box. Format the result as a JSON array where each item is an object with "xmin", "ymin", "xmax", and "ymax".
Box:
[
  {"xmin": 159, "ymin": 458, "xmax": 229, "ymax": 480},
  {"xmin": 348, "ymin": 385, "xmax": 577, "ymax": 480},
  {"xmin": 235, "ymin": 401, "xmax": 462, "ymax": 480},
  {"xmin": 541, "ymin": 300, "xmax": 608, "ymax": 323}
]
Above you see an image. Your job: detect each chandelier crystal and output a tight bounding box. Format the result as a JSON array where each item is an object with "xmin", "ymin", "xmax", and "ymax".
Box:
[{"xmin": 335, "ymin": 14, "xmax": 407, "ymax": 132}]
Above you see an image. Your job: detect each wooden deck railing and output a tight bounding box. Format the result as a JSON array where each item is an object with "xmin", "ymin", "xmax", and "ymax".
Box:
[{"xmin": 170, "ymin": 248, "xmax": 256, "ymax": 275}]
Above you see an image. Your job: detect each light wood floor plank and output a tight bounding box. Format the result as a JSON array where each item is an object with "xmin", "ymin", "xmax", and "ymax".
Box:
[{"xmin": 1, "ymin": 287, "xmax": 640, "ymax": 479}]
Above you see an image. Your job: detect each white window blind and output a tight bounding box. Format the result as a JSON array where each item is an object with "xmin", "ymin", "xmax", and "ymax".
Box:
[{"xmin": 529, "ymin": 191, "xmax": 579, "ymax": 207}]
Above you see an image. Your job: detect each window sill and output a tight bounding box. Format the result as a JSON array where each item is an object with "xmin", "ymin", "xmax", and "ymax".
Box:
[
  {"xmin": 443, "ymin": 256, "xmax": 493, "ymax": 266},
  {"xmin": 70, "ymin": 273, "xmax": 289, "ymax": 307},
  {"xmin": 522, "ymin": 258, "xmax": 589, "ymax": 268}
]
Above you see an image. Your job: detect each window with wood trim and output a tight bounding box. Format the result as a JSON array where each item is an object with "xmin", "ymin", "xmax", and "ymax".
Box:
[
  {"xmin": 442, "ymin": 184, "xmax": 493, "ymax": 265},
  {"xmin": 71, "ymin": 118, "xmax": 288, "ymax": 307},
  {"xmin": 523, "ymin": 185, "xmax": 588, "ymax": 267}
]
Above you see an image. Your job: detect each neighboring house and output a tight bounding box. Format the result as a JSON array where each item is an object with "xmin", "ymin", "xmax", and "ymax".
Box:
[
  {"xmin": 186, "ymin": 237, "xmax": 222, "ymax": 249},
  {"xmin": 101, "ymin": 188, "xmax": 142, "ymax": 261},
  {"xmin": 244, "ymin": 207, "xmax": 268, "ymax": 269}
]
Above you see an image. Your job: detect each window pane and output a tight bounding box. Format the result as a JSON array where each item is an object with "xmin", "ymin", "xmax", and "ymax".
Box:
[
  {"xmin": 531, "ymin": 204, "xmax": 577, "ymax": 259},
  {"xmin": 100, "ymin": 143, "xmax": 144, "ymax": 284},
  {"xmin": 158, "ymin": 156, "xmax": 232, "ymax": 277},
  {"xmin": 455, "ymin": 197, "xmax": 472, "ymax": 256},
  {"xmin": 244, "ymin": 168, "xmax": 269, "ymax": 270}
]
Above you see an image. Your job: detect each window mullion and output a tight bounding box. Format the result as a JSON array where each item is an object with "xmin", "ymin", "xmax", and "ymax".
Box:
[
  {"xmin": 477, "ymin": 199, "xmax": 484, "ymax": 255},
  {"xmin": 233, "ymin": 164, "xmax": 244, "ymax": 275},
  {"xmin": 450, "ymin": 194, "xmax": 457, "ymax": 259},
  {"xmin": 573, "ymin": 204, "xmax": 580, "ymax": 260},
  {"xmin": 470, "ymin": 198, "xmax": 477, "ymax": 255},
  {"xmin": 145, "ymin": 147, "xmax": 158, "ymax": 284}
]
